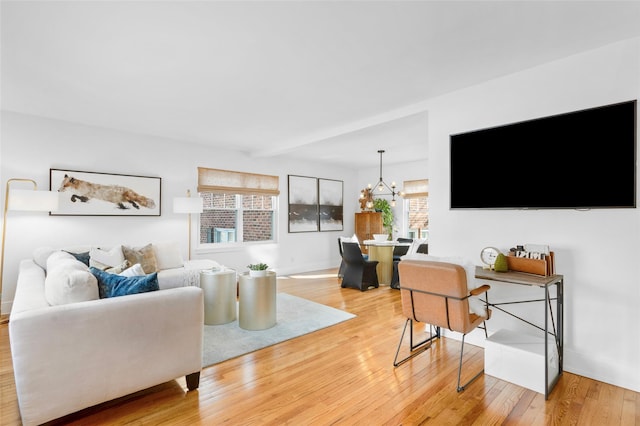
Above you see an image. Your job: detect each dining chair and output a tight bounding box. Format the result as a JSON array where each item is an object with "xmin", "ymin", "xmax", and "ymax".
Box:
[{"xmin": 340, "ymin": 242, "xmax": 379, "ymax": 291}]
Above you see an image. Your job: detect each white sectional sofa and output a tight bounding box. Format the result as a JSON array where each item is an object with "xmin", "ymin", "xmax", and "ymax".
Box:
[{"xmin": 9, "ymin": 242, "xmax": 219, "ymax": 426}]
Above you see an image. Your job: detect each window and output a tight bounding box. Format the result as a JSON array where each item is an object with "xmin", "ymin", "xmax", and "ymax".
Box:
[
  {"xmin": 403, "ymin": 179, "xmax": 428, "ymax": 239},
  {"xmin": 197, "ymin": 168, "xmax": 279, "ymax": 246}
]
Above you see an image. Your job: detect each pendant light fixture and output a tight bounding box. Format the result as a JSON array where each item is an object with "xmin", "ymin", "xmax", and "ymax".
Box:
[{"xmin": 360, "ymin": 149, "xmax": 403, "ymax": 207}]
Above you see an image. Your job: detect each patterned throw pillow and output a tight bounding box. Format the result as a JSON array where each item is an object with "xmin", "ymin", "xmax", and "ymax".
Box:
[
  {"xmin": 122, "ymin": 244, "xmax": 158, "ymax": 274},
  {"xmin": 104, "ymin": 260, "xmax": 130, "ymax": 274}
]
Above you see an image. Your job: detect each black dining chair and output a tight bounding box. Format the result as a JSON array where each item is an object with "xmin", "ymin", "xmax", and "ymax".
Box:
[
  {"xmin": 337, "ymin": 237, "xmax": 346, "ymax": 278},
  {"xmin": 340, "ymin": 242, "xmax": 379, "ymax": 291},
  {"xmin": 393, "ymin": 238, "xmax": 412, "ymax": 261}
]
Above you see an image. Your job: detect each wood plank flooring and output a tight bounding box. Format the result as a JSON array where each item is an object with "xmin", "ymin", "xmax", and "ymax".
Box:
[{"xmin": 1, "ymin": 269, "xmax": 638, "ymax": 425}]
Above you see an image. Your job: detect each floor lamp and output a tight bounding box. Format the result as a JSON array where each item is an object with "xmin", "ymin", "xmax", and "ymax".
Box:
[
  {"xmin": 1, "ymin": 178, "xmax": 59, "ymax": 324},
  {"xmin": 173, "ymin": 190, "xmax": 203, "ymax": 260}
]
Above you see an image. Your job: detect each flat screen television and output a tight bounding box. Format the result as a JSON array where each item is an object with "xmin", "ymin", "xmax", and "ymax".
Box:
[{"xmin": 450, "ymin": 100, "xmax": 637, "ymax": 209}]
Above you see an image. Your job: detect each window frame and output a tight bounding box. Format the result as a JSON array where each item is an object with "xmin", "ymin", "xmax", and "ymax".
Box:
[
  {"xmin": 197, "ymin": 192, "xmax": 278, "ymax": 252},
  {"xmin": 402, "ymin": 179, "xmax": 428, "ymax": 240},
  {"xmin": 196, "ymin": 167, "xmax": 280, "ymax": 253}
]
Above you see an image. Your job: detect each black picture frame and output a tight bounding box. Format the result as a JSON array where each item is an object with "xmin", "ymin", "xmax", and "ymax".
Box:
[
  {"xmin": 318, "ymin": 178, "xmax": 343, "ymax": 232},
  {"xmin": 50, "ymin": 168, "xmax": 161, "ymax": 216},
  {"xmin": 288, "ymin": 175, "xmax": 318, "ymax": 232}
]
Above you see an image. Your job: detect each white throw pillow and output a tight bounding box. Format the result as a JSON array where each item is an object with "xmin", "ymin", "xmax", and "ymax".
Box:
[
  {"xmin": 152, "ymin": 241, "xmax": 184, "ymax": 270},
  {"xmin": 89, "ymin": 245, "xmax": 125, "ymax": 269},
  {"xmin": 45, "ymin": 251, "xmax": 99, "ymax": 305},
  {"xmin": 33, "ymin": 246, "xmax": 56, "ymax": 270},
  {"xmin": 119, "ymin": 263, "xmax": 146, "ymax": 277}
]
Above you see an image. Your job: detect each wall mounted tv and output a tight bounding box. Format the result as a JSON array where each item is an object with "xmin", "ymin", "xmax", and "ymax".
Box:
[{"xmin": 450, "ymin": 100, "xmax": 637, "ymax": 210}]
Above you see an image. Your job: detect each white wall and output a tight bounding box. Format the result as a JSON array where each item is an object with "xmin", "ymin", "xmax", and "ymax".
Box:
[{"xmin": 426, "ymin": 38, "xmax": 640, "ymax": 392}]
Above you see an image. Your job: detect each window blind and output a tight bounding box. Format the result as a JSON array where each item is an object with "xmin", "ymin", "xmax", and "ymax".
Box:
[
  {"xmin": 197, "ymin": 167, "xmax": 280, "ymax": 196},
  {"xmin": 402, "ymin": 179, "xmax": 428, "ymax": 199}
]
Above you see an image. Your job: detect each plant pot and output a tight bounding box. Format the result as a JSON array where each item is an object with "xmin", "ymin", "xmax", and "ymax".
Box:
[{"xmin": 249, "ymin": 270, "xmax": 268, "ymax": 277}]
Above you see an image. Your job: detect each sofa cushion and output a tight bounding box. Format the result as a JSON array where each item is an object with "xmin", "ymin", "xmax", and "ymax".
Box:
[
  {"xmin": 122, "ymin": 244, "xmax": 158, "ymax": 274},
  {"xmin": 90, "ymin": 267, "xmax": 159, "ymax": 298},
  {"xmin": 152, "ymin": 241, "xmax": 184, "ymax": 270},
  {"xmin": 45, "ymin": 251, "xmax": 99, "ymax": 305},
  {"xmin": 89, "ymin": 245, "xmax": 125, "ymax": 269},
  {"xmin": 157, "ymin": 259, "xmax": 221, "ymax": 289}
]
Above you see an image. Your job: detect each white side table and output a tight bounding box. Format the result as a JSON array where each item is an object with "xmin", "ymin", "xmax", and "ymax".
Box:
[
  {"xmin": 200, "ymin": 269, "xmax": 237, "ymax": 325},
  {"xmin": 238, "ymin": 271, "xmax": 277, "ymax": 330}
]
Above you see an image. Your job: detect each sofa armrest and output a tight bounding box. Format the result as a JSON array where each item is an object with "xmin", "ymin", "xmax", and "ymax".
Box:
[{"xmin": 9, "ymin": 286, "xmax": 203, "ymax": 426}]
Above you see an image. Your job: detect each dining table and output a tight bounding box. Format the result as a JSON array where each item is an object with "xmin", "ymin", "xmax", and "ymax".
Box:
[{"xmin": 363, "ymin": 240, "xmax": 411, "ymax": 285}]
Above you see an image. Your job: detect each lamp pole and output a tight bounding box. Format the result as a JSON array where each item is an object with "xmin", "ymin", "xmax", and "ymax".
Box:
[{"xmin": 1, "ymin": 179, "xmax": 38, "ymax": 323}]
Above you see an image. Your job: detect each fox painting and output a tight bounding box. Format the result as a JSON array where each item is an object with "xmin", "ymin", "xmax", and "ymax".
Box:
[{"xmin": 58, "ymin": 174, "xmax": 157, "ymax": 210}]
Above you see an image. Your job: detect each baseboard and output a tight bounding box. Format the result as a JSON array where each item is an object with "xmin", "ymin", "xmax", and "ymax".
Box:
[
  {"xmin": 563, "ymin": 347, "xmax": 640, "ymax": 393},
  {"xmin": 276, "ymin": 261, "xmax": 338, "ymax": 277},
  {"xmin": 0, "ymin": 300, "xmax": 12, "ymax": 318}
]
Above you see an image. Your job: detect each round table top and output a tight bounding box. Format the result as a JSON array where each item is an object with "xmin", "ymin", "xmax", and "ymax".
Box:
[{"xmin": 363, "ymin": 240, "xmax": 411, "ymax": 246}]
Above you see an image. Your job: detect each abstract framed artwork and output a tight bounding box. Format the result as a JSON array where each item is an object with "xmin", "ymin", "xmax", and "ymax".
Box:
[
  {"xmin": 288, "ymin": 175, "xmax": 318, "ymax": 232},
  {"xmin": 319, "ymin": 178, "xmax": 343, "ymax": 232},
  {"xmin": 50, "ymin": 168, "xmax": 161, "ymax": 216}
]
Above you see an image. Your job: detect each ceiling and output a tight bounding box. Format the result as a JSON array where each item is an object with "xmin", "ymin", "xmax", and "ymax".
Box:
[{"xmin": 3, "ymin": 1, "xmax": 640, "ymax": 168}]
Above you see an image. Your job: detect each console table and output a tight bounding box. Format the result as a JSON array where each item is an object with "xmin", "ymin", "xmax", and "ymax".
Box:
[{"xmin": 475, "ymin": 267, "xmax": 564, "ymax": 399}]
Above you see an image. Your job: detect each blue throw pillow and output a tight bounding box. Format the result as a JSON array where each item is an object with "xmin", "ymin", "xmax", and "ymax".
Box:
[
  {"xmin": 65, "ymin": 250, "xmax": 91, "ymax": 266},
  {"xmin": 90, "ymin": 267, "xmax": 159, "ymax": 298}
]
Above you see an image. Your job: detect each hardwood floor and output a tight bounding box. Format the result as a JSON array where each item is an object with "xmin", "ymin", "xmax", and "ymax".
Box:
[{"xmin": 1, "ymin": 269, "xmax": 638, "ymax": 425}]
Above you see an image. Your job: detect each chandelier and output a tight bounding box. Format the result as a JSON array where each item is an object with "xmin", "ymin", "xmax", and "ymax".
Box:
[{"xmin": 360, "ymin": 149, "xmax": 403, "ymax": 208}]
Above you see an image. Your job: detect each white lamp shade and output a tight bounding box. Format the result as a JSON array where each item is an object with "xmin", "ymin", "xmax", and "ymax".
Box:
[
  {"xmin": 8, "ymin": 189, "xmax": 59, "ymax": 212},
  {"xmin": 173, "ymin": 196, "xmax": 203, "ymax": 214}
]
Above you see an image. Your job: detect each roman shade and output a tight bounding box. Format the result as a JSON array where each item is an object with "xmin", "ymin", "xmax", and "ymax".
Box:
[
  {"xmin": 197, "ymin": 167, "xmax": 280, "ymax": 196},
  {"xmin": 402, "ymin": 179, "xmax": 428, "ymax": 199}
]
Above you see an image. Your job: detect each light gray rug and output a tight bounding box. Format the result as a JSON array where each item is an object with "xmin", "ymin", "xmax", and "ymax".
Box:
[{"xmin": 202, "ymin": 293, "xmax": 356, "ymax": 367}]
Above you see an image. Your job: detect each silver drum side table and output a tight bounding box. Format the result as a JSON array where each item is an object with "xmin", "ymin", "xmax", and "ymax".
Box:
[
  {"xmin": 200, "ymin": 269, "xmax": 237, "ymax": 325},
  {"xmin": 238, "ymin": 271, "xmax": 277, "ymax": 330}
]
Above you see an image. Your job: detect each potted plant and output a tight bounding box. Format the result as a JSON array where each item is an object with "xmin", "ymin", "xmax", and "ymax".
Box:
[
  {"xmin": 373, "ymin": 198, "xmax": 394, "ymax": 238},
  {"xmin": 247, "ymin": 262, "xmax": 269, "ymax": 277}
]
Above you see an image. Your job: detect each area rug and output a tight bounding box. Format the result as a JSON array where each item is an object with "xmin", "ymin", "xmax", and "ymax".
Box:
[{"xmin": 202, "ymin": 293, "xmax": 356, "ymax": 367}]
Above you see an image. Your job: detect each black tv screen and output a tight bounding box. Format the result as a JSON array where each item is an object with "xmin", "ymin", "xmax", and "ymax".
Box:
[{"xmin": 450, "ymin": 100, "xmax": 637, "ymax": 209}]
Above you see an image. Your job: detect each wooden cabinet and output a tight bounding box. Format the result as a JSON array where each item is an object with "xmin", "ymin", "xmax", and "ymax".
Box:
[{"xmin": 355, "ymin": 212, "xmax": 383, "ymax": 254}]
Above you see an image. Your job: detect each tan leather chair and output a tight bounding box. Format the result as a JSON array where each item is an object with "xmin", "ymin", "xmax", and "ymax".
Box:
[{"xmin": 394, "ymin": 260, "xmax": 491, "ymax": 392}]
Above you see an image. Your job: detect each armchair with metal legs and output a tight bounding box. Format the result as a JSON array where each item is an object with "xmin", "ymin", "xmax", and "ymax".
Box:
[{"xmin": 393, "ymin": 260, "xmax": 491, "ymax": 392}]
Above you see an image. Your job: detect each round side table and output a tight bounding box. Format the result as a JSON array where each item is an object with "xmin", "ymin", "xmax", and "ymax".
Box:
[
  {"xmin": 200, "ymin": 268, "xmax": 237, "ymax": 325},
  {"xmin": 238, "ymin": 271, "xmax": 277, "ymax": 330}
]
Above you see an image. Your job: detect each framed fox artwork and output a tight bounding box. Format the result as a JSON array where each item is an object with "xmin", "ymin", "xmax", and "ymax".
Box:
[{"xmin": 50, "ymin": 168, "xmax": 161, "ymax": 216}]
